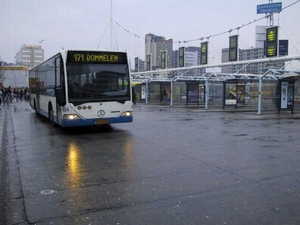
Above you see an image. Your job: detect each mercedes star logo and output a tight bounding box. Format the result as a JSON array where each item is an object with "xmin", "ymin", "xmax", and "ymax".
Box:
[{"xmin": 97, "ymin": 110, "xmax": 105, "ymax": 118}]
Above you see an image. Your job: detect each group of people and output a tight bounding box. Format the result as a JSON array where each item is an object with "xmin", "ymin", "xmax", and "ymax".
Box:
[{"xmin": 0, "ymin": 86, "xmax": 29, "ymax": 109}]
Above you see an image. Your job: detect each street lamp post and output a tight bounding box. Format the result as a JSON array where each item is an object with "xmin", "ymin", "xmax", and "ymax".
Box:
[{"xmin": 39, "ymin": 40, "xmax": 45, "ymax": 63}]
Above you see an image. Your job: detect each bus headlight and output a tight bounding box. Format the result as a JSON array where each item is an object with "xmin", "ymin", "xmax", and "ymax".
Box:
[
  {"xmin": 121, "ymin": 111, "xmax": 132, "ymax": 117},
  {"xmin": 63, "ymin": 114, "xmax": 79, "ymax": 120}
]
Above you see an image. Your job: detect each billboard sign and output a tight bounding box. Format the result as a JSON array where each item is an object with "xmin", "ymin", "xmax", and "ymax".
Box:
[
  {"xmin": 287, "ymin": 82, "xmax": 294, "ymax": 109},
  {"xmin": 225, "ymin": 83, "xmax": 237, "ymax": 105},
  {"xmin": 257, "ymin": 2, "xmax": 282, "ymax": 14},
  {"xmin": 187, "ymin": 83, "xmax": 199, "ymax": 104},
  {"xmin": 141, "ymin": 84, "xmax": 146, "ymax": 100},
  {"xmin": 281, "ymin": 81, "xmax": 288, "ymax": 108}
]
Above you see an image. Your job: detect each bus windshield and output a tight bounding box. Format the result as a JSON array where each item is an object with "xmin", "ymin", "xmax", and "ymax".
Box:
[{"xmin": 66, "ymin": 64, "xmax": 130, "ymax": 105}]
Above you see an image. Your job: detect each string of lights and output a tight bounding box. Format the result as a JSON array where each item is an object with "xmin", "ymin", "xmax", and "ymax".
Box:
[
  {"xmin": 113, "ymin": 0, "xmax": 300, "ymax": 44},
  {"xmin": 114, "ymin": 20, "xmax": 145, "ymax": 40}
]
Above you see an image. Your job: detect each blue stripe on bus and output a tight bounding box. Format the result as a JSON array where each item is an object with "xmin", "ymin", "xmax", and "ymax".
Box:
[{"xmin": 61, "ymin": 116, "xmax": 133, "ymax": 127}]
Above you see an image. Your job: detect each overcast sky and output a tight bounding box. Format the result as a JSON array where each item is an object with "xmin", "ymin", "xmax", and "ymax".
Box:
[{"xmin": 1, "ymin": 0, "xmax": 300, "ymax": 69}]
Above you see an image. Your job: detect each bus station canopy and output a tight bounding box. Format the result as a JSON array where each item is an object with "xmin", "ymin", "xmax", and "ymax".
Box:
[
  {"xmin": 131, "ymin": 55, "xmax": 300, "ymax": 84},
  {"xmin": 131, "ymin": 55, "xmax": 300, "ymax": 114}
]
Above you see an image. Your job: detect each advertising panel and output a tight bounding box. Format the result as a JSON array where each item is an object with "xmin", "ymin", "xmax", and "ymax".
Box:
[
  {"xmin": 225, "ymin": 83, "xmax": 237, "ymax": 105},
  {"xmin": 187, "ymin": 83, "xmax": 199, "ymax": 104},
  {"xmin": 278, "ymin": 80, "xmax": 295, "ymax": 113},
  {"xmin": 281, "ymin": 81, "xmax": 288, "ymax": 108},
  {"xmin": 141, "ymin": 84, "xmax": 146, "ymax": 100},
  {"xmin": 245, "ymin": 85, "xmax": 251, "ymax": 100},
  {"xmin": 237, "ymin": 85, "xmax": 246, "ymax": 104},
  {"xmin": 287, "ymin": 82, "xmax": 294, "ymax": 109}
]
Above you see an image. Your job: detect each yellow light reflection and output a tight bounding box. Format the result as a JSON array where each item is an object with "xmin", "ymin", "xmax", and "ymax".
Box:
[
  {"xmin": 123, "ymin": 139, "xmax": 134, "ymax": 171},
  {"xmin": 67, "ymin": 142, "xmax": 82, "ymax": 188}
]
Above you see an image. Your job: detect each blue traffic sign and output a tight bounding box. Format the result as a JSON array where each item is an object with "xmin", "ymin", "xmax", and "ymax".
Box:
[{"xmin": 257, "ymin": 2, "xmax": 282, "ymax": 14}]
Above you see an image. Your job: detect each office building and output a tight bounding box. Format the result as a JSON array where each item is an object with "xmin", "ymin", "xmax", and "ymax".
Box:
[
  {"xmin": 255, "ymin": 25, "xmax": 268, "ymax": 48},
  {"xmin": 145, "ymin": 33, "xmax": 173, "ymax": 70},
  {"xmin": 15, "ymin": 44, "xmax": 44, "ymax": 68},
  {"xmin": 138, "ymin": 59, "xmax": 145, "ymax": 72}
]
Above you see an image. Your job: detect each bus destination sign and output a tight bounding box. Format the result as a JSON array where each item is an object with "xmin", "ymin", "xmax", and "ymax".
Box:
[{"xmin": 67, "ymin": 51, "xmax": 127, "ymax": 64}]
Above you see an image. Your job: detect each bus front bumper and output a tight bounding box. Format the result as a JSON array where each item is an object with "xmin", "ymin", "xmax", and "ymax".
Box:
[{"xmin": 61, "ymin": 116, "xmax": 133, "ymax": 127}]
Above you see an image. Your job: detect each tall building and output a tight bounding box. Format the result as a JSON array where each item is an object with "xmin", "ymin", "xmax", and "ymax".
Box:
[
  {"xmin": 15, "ymin": 44, "xmax": 44, "ymax": 68},
  {"xmin": 185, "ymin": 46, "xmax": 200, "ymax": 67},
  {"xmin": 255, "ymin": 25, "xmax": 268, "ymax": 48},
  {"xmin": 137, "ymin": 59, "xmax": 145, "ymax": 72},
  {"xmin": 145, "ymin": 33, "xmax": 173, "ymax": 70}
]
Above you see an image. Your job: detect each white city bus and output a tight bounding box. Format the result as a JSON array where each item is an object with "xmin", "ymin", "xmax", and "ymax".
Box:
[{"xmin": 29, "ymin": 50, "xmax": 133, "ymax": 127}]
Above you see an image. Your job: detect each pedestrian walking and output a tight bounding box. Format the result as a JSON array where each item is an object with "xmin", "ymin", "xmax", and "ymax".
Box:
[
  {"xmin": 0, "ymin": 89, "xmax": 2, "ymax": 109},
  {"xmin": 132, "ymin": 87, "xmax": 137, "ymax": 105},
  {"xmin": 4, "ymin": 86, "xmax": 12, "ymax": 102},
  {"xmin": 162, "ymin": 88, "xmax": 167, "ymax": 104}
]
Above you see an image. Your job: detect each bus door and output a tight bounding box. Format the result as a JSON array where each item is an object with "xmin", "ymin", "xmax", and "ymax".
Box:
[
  {"xmin": 55, "ymin": 57, "xmax": 63, "ymax": 124},
  {"xmin": 35, "ymin": 73, "xmax": 41, "ymax": 111}
]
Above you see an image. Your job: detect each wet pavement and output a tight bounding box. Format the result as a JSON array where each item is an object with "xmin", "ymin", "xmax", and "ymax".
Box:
[{"xmin": 1, "ymin": 101, "xmax": 300, "ymax": 225}]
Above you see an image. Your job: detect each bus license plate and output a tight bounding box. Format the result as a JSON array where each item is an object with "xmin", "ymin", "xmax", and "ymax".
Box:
[{"xmin": 95, "ymin": 120, "xmax": 109, "ymax": 125}]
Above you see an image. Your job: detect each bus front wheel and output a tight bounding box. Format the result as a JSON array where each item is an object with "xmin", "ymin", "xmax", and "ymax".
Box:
[
  {"xmin": 34, "ymin": 100, "xmax": 39, "ymax": 115},
  {"xmin": 48, "ymin": 105, "xmax": 57, "ymax": 127}
]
